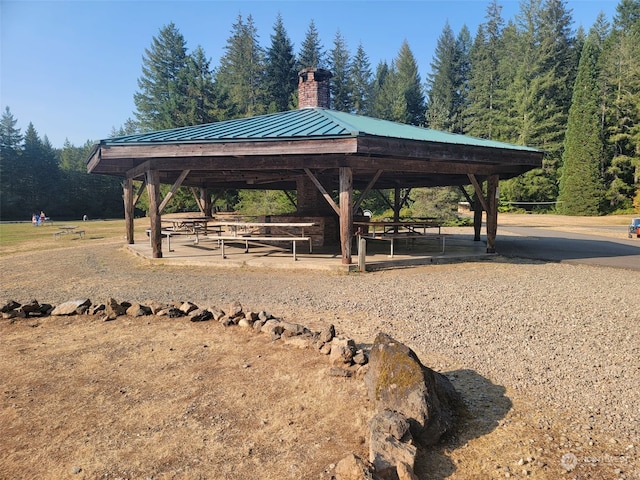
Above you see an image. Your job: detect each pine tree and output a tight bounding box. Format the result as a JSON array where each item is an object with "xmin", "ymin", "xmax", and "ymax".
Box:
[
  {"xmin": 349, "ymin": 42, "xmax": 373, "ymax": 115},
  {"xmin": 0, "ymin": 107, "xmax": 23, "ymax": 219},
  {"xmin": 183, "ymin": 45, "xmax": 218, "ymax": 125},
  {"xmin": 465, "ymin": 1, "xmax": 504, "ymax": 139},
  {"xmin": 264, "ymin": 13, "xmax": 297, "ymax": 113},
  {"xmin": 426, "ymin": 21, "xmax": 470, "ymax": 132},
  {"xmin": 134, "ymin": 23, "xmax": 190, "ymax": 130},
  {"xmin": 216, "ymin": 14, "xmax": 266, "ymax": 118},
  {"xmin": 601, "ymin": 0, "xmax": 640, "ymax": 211},
  {"xmin": 371, "ymin": 61, "xmax": 393, "ymax": 120},
  {"xmin": 298, "ymin": 20, "xmax": 325, "ymax": 69},
  {"xmin": 328, "ymin": 30, "xmax": 352, "ymax": 112},
  {"xmin": 557, "ymin": 28, "xmax": 606, "ymax": 215},
  {"xmin": 394, "ymin": 41, "xmax": 425, "ymax": 126},
  {"xmin": 0, "ymin": 106, "xmax": 23, "ymax": 150}
]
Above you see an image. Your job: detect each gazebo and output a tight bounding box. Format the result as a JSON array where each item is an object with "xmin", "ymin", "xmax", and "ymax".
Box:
[{"xmin": 86, "ymin": 68, "xmax": 544, "ymax": 264}]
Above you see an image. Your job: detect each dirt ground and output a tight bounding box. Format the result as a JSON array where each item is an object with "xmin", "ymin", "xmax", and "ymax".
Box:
[{"xmin": 1, "ymin": 213, "xmax": 638, "ymax": 480}]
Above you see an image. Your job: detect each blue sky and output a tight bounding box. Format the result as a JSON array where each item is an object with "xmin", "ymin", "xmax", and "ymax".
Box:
[{"xmin": 1, "ymin": 0, "xmax": 620, "ymax": 149}]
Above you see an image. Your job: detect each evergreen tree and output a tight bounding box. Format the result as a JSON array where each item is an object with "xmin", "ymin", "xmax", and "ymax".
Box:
[
  {"xmin": 426, "ymin": 21, "xmax": 466, "ymax": 131},
  {"xmin": 298, "ymin": 20, "xmax": 325, "ymax": 69},
  {"xmin": 601, "ymin": 0, "xmax": 640, "ymax": 210},
  {"xmin": 183, "ymin": 45, "xmax": 218, "ymax": 125},
  {"xmin": 371, "ymin": 61, "xmax": 393, "ymax": 120},
  {"xmin": 453, "ymin": 26, "xmax": 472, "ymax": 133},
  {"xmin": 328, "ymin": 30, "xmax": 352, "ymax": 112},
  {"xmin": 394, "ymin": 40, "xmax": 425, "ymax": 125},
  {"xmin": 465, "ymin": 1, "xmax": 504, "ymax": 139},
  {"xmin": 134, "ymin": 23, "xmax": 190, "ymax": 130},
  {"xmin": 0, "ymin": 107, "xmax": 23, "ymax": 219},
  {"xmin": 557, "ymin": 28, "xmax": 606, "ymax": 215},
  {"xmin": 0, "ymin": 106, "xmax": 23, "ymax": 149},
  {"xmin": 264, "ymin": 13, "xmax": 297, "ymax": 113},
  {"xmin": 216, "ymin": 14, "xmax": 266, "ymax": 118},
  {"xmin": 349, "ymin": 42, "xmax": 373, "ymax": 115}
]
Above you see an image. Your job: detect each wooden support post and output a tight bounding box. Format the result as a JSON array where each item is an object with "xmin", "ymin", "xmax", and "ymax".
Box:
[
  {"xmin": 473, "ymin": 194, "xmax": 483, "ymax": 242},
  {"xmin": 123, "ymin": 178, "xmax": 134, "ymax": 245},
  {"xmin": 201, "ymin": 188, "xmax": 211, "ymax": 217},
  {"xmin": 486, "ymin": 175, "xmax": 499, "ymax": 253},
  {"xmin": 393, "ymin": 186, "xmax": 401, "ymax": 234},
  {"xmin": 146, "ymin": 169, "xmax": 162, "ymax": 258},
  {"xmin": 339, "ymin": 167, "xmax": 353, "ymax": 265}
]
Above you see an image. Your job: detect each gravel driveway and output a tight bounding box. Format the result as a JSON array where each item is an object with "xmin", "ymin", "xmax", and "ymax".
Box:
[{"xmin": 2, "ymin": 237, "xmax": 638, "ymax": 478}]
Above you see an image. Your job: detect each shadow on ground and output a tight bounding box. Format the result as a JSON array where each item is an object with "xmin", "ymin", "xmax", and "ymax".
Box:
[{"xmin": 414, "ymin": 369, "xmax": 512, "ymax": 479}]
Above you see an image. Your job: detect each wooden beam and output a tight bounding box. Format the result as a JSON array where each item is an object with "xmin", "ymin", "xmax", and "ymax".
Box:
[
  {"xmin": 159, "ymin": 169, "xmax": 190, "ymax": 213},
  {"xmin": 146, "ymin": 169, "xmax": 162, "ymax": 258},
  {"xmin": 282, "ymin": 190, "xmax": 297, "ymax": 209},
  {"xmin": 486, "ymin": 175, "xmax": 499, "ymax": 253},
  {"xmin": 339, "ymin": 167, "xmax": 353, "ymax": 265},
  {"xmin": 304, "ymin": 168, "xmax": 340, "ymax": 216},
  {"xmin": 133, "ymin": 178, "xmax": 147, "ymax": 206},
  {"xmin": 353, "ymin": 169, "xmax": 382, "ymax": 214},
  {"xmin": 123, "ymin": 178, "xmax": 134, "ymax": 245},
  {"xmin": 467, "ymin": 174, "xmax": 489, "ymax": 212}
]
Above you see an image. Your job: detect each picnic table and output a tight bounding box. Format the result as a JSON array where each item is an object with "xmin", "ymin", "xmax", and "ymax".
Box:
[
  {"xmin": 53, "ymin": 225, "xmax": 85, "ymax": 240},
  {"xmin": 207, "ymin": 221, "xmax": 315, "ymax": 260},
  {"xmin": 354, "ymin": 219, "xmax": 444, "ymax": 257},
  {"xmin": 160, "ymin": 216, "xmax": 220, "ymax": 244}
]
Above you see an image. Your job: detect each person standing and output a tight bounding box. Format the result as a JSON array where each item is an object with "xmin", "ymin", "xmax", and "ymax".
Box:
[{"xmin": 40, "ymin": 211, "xmax": 46, "ymax": 225}]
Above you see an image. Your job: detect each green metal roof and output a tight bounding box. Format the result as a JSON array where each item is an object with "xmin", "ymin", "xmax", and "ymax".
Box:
[{"xmin": 103, "ymin": 108, "xmax": 541, "ymax": 153}]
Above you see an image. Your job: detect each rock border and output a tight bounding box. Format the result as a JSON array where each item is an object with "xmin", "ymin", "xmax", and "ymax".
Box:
[{"xmin": 2, "ymin": 298, "xmax": 459, "ymax": 480}]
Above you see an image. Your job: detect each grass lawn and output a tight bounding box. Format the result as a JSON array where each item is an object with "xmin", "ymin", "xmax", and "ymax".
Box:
[{"xmin": 0, "ymin": 219, "xmax": 149, "ymax": 257}]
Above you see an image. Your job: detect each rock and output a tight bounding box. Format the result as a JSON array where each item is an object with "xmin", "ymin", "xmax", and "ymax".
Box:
[
  {"xmin": 319, "ymin": 343, "xmax": 332, "ymax": 355},
  {"xmin": 369, "ymin": 410, "xmax": 416, "ymax": 480},
  {"xmin": 228, "ymin": 300, "xmax": 243, "ymax": 319},
  {"xmin": 105, "ymin": 298, "xmax": 125, "ymax": 320},
  {"xmin": 190, "ymin": 309, "xmax": 213, "ymax": 322},
  {"xmin": 261, "ymin": 319, "xmax": 284, "ymax": 336},
  {"xmin": 51, "ymin": 299, "xmax": 91, "ymax": 316},
  {"xmin": 353, "ymin": 349, "xmax": 368, "ymax": 365},
  {"xmin": 19, "ymin": 299, "xmax": 41, "ymax": 316},
  {"xmin": 208, "ymin": 306, "xmax": 226, "ymax": 321},
  {"xmin": 319, "ymin": 324, "xmax": 336, "ymax": 343},
  {"xmin": 238, "ymin": 317, "xmax": 253, "ymax": 328},
  {"xmin": 364, "ymin": 332, "xmax": 459, "ymax": 446},
  {"xmin": 396, "ymin": 462, "xmax": 418, "ymax": 480},
  {"xmin": 126, "ymin": 303, "xmax": 152, "ymax": 317},
  {"xmin": 335, "ymin": 453, "xmax": 375, "ymax": 480},
  {"xmin": 1, "ymin": 300, "xmax": 20, "ymax": 313},
  {"xmin": 88, "ymin": 303, "xmax": 105, "ymax": 315},
  {"xmin": 179, "ymin": 301, "xmax": 198, "ymax": 314},
  {"xmin": 330, "ymin": 336, "xmax": 357, "ymax": 366},
  {"xmin": 167, "ymin": 307, "xmax": 185, "ymax": 318},
  {"xmin": 281, "ymin": 321, "xmax": 307, "ymax": 336}
]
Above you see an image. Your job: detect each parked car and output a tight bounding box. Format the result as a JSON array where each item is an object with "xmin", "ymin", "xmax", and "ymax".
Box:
[{"xmin": 629, "ymin": 218, "xmax": 640, "ymax": 238}]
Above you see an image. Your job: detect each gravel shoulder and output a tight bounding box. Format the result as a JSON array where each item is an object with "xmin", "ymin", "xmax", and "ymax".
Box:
[{"xmin": 1, "ymin": 215, "xmax": 638, "ymax": 479}]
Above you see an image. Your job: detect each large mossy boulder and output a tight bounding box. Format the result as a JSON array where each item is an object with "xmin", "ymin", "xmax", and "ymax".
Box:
[{"xmin": 364, "ymin": 332, "xmax": 459, "ymax": 446}]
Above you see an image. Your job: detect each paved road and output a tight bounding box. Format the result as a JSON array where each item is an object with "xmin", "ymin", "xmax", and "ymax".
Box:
[{"xmin": 496, "ymin": 226, "xmax": 640, "ymax": 271}]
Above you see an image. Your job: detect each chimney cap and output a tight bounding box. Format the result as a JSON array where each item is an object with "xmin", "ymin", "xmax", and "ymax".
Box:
[{"xmin": 298, "ymin": 67, "xmax": 333, "ymax": 82}]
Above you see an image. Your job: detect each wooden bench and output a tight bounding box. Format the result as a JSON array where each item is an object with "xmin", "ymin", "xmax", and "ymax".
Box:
[
  {"xmin": 217, "ymin": 235, "xmax": 312, "ymax": 261},
  {"xmin": 358, "ymin": 232, "xmax": 445, "ymax": 258},
  {"xmin": 146, "ymin": 229, "xmax": 175, "ymax": 252}
]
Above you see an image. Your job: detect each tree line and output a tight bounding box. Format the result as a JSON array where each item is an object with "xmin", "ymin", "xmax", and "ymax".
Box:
[{"xmin": 1, "ymin": 0, "xmax": 638, "ymax": 221}]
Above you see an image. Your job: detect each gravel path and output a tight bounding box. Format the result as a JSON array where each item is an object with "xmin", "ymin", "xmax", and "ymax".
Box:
[{"xmin": 2, "ymin": 240, "xmax": 638, "ymax": 475}]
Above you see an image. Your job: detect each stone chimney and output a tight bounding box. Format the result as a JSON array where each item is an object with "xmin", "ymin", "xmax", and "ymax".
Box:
[{"xmin": 298, "ymin": 68, "xmax": 332, "ymax": 109}]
